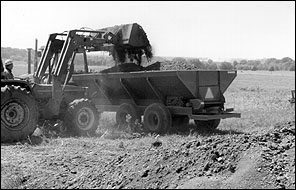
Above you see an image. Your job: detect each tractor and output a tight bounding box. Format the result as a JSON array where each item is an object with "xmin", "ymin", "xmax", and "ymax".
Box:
[
  {"xmin": 1, "ymin": 23, "xmax": 153, "ymax": 142},
  {"xmin": 1, "ymin": 23, "xmax": 241, "ymax": 143}
]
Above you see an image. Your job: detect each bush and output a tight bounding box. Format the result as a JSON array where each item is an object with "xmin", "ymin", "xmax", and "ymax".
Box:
[
  {"xmin": 207, "ymin": 62, "xmax": 218, "ymax": 70},
  {"xmin": 171, "ymin": 57, "xmax": 187, "ymax": 65},
  {"xmin": 269, "ymin": 66, "xmax": 275, "ymax": 71},
  {"xmin": 219, "ymin": 62, "xmax": 234, "ymax": 70},
  {"xmin": 188, "ymin": 58, "xmax": 205, "ymax": 69},
  {"xmin": 251, "ymin": 66, "xmax": 258, "ymax": 71}
]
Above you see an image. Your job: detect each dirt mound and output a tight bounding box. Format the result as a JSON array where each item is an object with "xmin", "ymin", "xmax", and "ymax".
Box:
[
  {"xmin": 86, "ymin": 121, "xmax": 294, "ymax": 189},
  {"xmin": 100, "ymin": 62, "xmax": 160, "ymax": 73},
  {"xmin": 160, "ymin": 61, "xmax": 200, "ymax": 71},
  {"xmin": 2, "ymin": 120, "xmax": 293, "ymax": 189}
]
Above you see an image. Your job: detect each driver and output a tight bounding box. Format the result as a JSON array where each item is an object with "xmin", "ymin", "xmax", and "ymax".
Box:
[{"xmin": 3, "ymin": 59, "xmax": 14, "ymax": 79}]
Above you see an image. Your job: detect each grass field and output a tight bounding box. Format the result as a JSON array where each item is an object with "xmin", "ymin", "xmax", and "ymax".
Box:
[{"xmin": 221, "ymin": 70, "xmax": 295, "ymax": 134}]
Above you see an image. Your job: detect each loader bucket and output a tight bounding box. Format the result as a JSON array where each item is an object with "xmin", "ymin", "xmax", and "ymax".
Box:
[
  {"xmin": 97, "ymin": 23, "xmax": 153, "ymax": 64},
  {"xmin": 98, "ymin": 23, "xmax": 150, "ymax": 48}
]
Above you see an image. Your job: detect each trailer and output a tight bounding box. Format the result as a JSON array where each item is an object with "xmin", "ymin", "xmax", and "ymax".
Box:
[
  {"xmin": 71, "ymin": 69, "xmax": 241, "ymax": 133},
  {"xmin": 1, "ymin": 23, "xmax": 241, "ymax": 143}
]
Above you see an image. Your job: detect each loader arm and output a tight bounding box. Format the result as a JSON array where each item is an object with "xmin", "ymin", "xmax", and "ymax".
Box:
[
  {"xmin": 33, "ymin": 23, "xmax": 152, "ymax": 116},
  {"xmin": 34, "ymin": 30, "xmax": 109, "ymax": 115},
  {"xmin": 34, "ymin": 23, "xmax": 152, "ymax": 84},
  {"xmin": 34, "ymin": 30, "xmax": 107, "ymax": 83},
  {"xmin": 34, "ymin": 33, "xmax": 64, "ymax": 81}
]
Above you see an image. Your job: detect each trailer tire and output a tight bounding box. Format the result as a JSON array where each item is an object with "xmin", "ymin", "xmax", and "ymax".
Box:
[
  {"xmin": 172, "ymin": 115, "xmax": 190, "ymax": 127},
  {"xmin": 116, "ymin": 103, "xmax": 141, "ymax": 131},
  {"xmin": 1, "ymin": 85, "xmax": 38, "ymax": 143},
  {"xmin": 143, "ymin": 103, "xmax": 172, "ymax": 134},
  {"xmin": 64, "ymin": 99, "xmax": 100, "ymax": 136},
  {"xmin": 194, "ymin": 119, "xmax": 221, "ymax": 130}
]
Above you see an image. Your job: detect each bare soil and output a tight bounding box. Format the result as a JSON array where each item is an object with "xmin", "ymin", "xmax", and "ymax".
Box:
[{"xmin": 1, "ymin": 120, "xmax": 295, "ymax": 189}]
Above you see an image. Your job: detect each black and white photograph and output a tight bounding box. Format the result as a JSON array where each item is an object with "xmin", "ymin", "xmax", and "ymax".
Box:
[{"xmin": 1, "ymin": 1, "xmax": 295, "ymax": 189}]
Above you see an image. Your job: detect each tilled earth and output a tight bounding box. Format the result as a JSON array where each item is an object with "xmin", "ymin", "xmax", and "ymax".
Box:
[{"xmin": 1, "ymin": 120, "xmax": 295, "ymax": 189}]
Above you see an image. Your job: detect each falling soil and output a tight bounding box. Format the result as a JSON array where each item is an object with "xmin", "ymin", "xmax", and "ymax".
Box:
[{"xmin": 98, "ymin": 23, "xmax": 153, "ymax": 65}]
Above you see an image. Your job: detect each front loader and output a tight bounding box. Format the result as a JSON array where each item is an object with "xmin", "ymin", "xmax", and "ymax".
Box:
[{"xmin": 1, "ymin": 23, "xmax": 153, "ymax": 142}]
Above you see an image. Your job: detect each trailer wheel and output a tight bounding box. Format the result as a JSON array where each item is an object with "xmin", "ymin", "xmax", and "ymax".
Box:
[
  {"xmin": 1, "ymin": 85, "xmax": 38, "ymax": 143},
  {"xmin": 194, "ymin": 119, "xmax": 221, "ymax": 130},
  {"xmin": 116, "ymin": 103, "xmax": 141, "ymax": 131},
  {"xmin": 172, "ymin": 116, "xmax": 190, "ymax": 127},
  {"xmin": 64, "ymin": 99, "xmax": 100, "ymax": 136},
  {"xmin": 143, "ymin": 103, "xmax": 172, "ymax": 134}
]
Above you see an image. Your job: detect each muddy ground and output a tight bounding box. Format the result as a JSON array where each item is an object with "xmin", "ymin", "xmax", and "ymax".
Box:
[{"xmin": 1, "ymin": 119, "xmax": 295, "ymax": 189}]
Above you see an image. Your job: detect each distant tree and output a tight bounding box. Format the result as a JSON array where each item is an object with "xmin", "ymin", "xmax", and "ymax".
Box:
[
  {"xmin": 264, "ymin": 58, "xmax": 277, "ymax": 66},
  {"xmin": 251, "ymin": 65, "xmax": 258, "ymax": 71},
  {"xmin": 2, "ymin": 47, "xmax": 295, "ymax": 71},
  {"xmin": 207, "ymin": 59, "xmax": 213, "ymax": 64},
  {"xmin": 281, "ymin": 58, "xmax": 295, "ymax": 70},
  {"xmin": 233, "ymin": 60, "xmax": 239, "ymax": 68},
  {"xmin": 219, "ymin": 61, "xmax": 234, "ymax": 70},
  {"xmin": 237, "ymin": 65, "xmax": 252, "ymax": 70},
  {"xmin": 269, "ymin": 66, "xmax": 275, "ymax": 71},
  {"xmin": 172, "ymin": 57, "xmax": 187, "ymax": 65},
  {"xmin": 1, "ymin": 47, "xmax": 27, "ymax": 61},
  {"xmin": 207, "ymin": 62, "xmax": 218, "ymax": 70},
  {"xmin": 281, "ymin": 57, "xmax": 293, "ymax": 63},
  {"xmin": 239, "ymin": 59, "xmax": 248, "ymax": 65},
  {"xmin": 188, "ymin": 58, "xmax": 205, "ymax": 69}
]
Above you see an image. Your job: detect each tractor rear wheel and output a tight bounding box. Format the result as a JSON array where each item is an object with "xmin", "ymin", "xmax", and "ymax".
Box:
[
  {"xmin": 64, "ymin": 99, "xmax": 100, "ymax": 136},
  {"xmin": 1, "ymin": 85, "xmax": 38, "ymax": 143},
  {"xmin": 143, "ymin": 103, "xmax": 172, "ymax": 134},
  {"xmin": 194, "ymin": 119, "xmax": 221, "ymax": 130},
  {"xmin": 116, "ymin": 103, "xmax": 141, "ymax": 131}
]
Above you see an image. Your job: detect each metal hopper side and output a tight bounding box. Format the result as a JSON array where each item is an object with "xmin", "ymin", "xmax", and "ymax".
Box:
[{"xmin": 71, "ymin": 70, "xmax": 240, "ymax": 123}]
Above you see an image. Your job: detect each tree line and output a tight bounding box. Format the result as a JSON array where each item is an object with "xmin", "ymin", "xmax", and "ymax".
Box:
[{"xmin": 1, "ymin": 47, "xmax": 295, "ymax": 71}]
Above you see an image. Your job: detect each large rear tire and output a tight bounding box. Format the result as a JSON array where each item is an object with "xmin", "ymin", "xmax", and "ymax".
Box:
[
  {"xmin": 143, "ymin": 103, "xmax": 172, "ymax": 134},
  {"xmin": 64, "ymin": 99, "xmax": 100, "ymax": 136},
  {"xmin": 1, "ymin": 85, "xmax": 38, "ymax": 143}
]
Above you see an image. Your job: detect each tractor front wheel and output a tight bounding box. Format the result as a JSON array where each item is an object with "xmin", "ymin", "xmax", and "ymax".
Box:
[{"xmin": 64, "ymin": 99, "xmax": 100, "ymax": 136}]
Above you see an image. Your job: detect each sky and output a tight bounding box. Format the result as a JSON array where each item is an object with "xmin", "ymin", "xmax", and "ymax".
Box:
[{"xmin": 1, "ymin": 1, "xmax": 295, "ymax": 60}]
